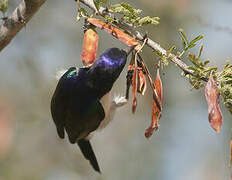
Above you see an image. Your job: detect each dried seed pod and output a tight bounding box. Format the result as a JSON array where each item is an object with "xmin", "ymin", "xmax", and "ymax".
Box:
[
  {"xmin": 87, "ymin": 18, "xmax": 141, "ymax": 51},
  {"xmin": 145, "ymin": 69, "xmax": 163, "ymax": 138},
  {"xmin": 81, "ymin": 28, "xmax": 98, "ymax": 67},
  {"xmin": 205, "ymin": 74, "xmax": 223, "ymax": 133},
  {"xmin": 132, "ymin": 66, "xmax": 137, "ymax": 113},
  {"xmin": 137, "ymin": 54, "xmax": 162, "ymax": 112},
  {"xmin": 137, "ymin": 67, "xmax": 147, "ymax": 95},
  {"xmin": 126, "ymin": 64, "xmax": 134, "ymax": 99},
  {"xmin": 155, "ymin": 69, "xmax": 163, "ymax": 101}
]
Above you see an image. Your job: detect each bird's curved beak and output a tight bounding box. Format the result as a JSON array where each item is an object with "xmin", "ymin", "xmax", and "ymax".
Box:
[{"xmin": 126, "ymin": 45, "xmax": 137, "ymax": 56}]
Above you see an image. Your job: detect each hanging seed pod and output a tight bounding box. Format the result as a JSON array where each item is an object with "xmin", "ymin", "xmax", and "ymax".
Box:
[
  {"xmin": 127, "ymin": 52, "xmax": 138, "ymax": 113},
  {"xmin": 81, "ymin": 28, "xmax": 99, "ymax": 67},
  {"xmin": 126, "ymin": 52, "xmax": 136, "ymax": 100},
  {"xmin": 132, "ymin": 66, "xmax": 137, "ymax": 113},
  {"xmin": 137, "ymin": 54, "xmax": 162, "ymax": 112},
  {"xmin": 87, "ymin": 18, "xmax": 141, "ymax": 51},
  {"xmin": 126, "ymin": 64, "xmax": 134, "ymax": 100},
  {"xmin": 205, "ymin": 73, "xmax": 223, "ymax": 133},
  {"xmin": 145, "ymin": 68, "xmax": 163, "ymax": 138},
  {"xmin": 154, "ymin": 68, "xmax": 163, "ymax": 105},
  {"xmin": 137, "ymin": 66, "xmax": 147, "ymax": 96}
]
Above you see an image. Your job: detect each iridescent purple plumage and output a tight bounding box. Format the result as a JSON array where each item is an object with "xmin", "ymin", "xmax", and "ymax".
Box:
[{"xmin": 51, "ymin": 48, "xmax": 128, "ymax": 173}]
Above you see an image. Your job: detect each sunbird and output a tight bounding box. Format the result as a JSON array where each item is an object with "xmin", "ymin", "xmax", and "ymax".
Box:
[{"xmin": 51, "ymin": 47, "xmax": 133, "ymax": 173}]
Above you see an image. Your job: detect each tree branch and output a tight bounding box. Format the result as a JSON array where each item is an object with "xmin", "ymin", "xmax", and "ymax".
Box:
[
  {"xmin": 0, "ymin": 0, "xmax": 46, "ymax": 52},
  {"xmin": 80, "ymin": 0, "xmax": 208, "ymax": 82}
]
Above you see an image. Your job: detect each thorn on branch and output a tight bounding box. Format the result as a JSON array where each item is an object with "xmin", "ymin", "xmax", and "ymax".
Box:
[{"xmin": 16, "ymin": 8, "xmax": 25, "ymax": 24}]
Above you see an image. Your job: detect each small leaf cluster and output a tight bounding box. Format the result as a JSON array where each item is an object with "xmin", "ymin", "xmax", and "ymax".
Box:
[
  {"xmin": 179, "ymin": 28, "xmax": 203, "ymax": 51},
  {"xmin": 94, "ymin": 0, "xmax": 108, "ymax": 11},
  {"xmin": 104, "ymin": 15, "xmax": 114, "ymax": 23},
  {"xmin": 177, "ymin": 29, "xmax": 207, "ymax": 89},
  {"xmin": 76, "ymin": 8, "xmax": 89, "ymax": 21},
  {"xmin": 187, "ymin": 48, "xmax": 232, "ymax": 114},
  {"xmin": 156, "ymin": 46, "xmax": 177, "ymax": 66},
  {"xmin": 178, "ymin": 29, "xmax": 232, "ymax": 114},
  {"xmin": 0, "ymin": 0, "xmax": 8, "ymax": 17},
  {"xmin": 110, "ymin": 3, "xmax": 159, "ymax": 27},
  {"xmin": 217, "ymin": 62, "xmax": 232, "ymax": 113},
  {"xmin": 187, "ymin": 49, "xmax": 217, "ymax": 89}
]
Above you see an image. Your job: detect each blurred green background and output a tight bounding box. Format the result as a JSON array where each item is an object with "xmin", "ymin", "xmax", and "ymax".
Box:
[{"xmin": 0, "ymin": 0, "xmax": 232, "ymax": 179}]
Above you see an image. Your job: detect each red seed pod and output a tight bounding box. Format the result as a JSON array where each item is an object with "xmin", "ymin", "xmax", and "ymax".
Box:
[
  {"xmin": 87, "ymin": 18, "xmax": 141, "ymax": 51},
  {"xmin": 128, "ymin": 64, "xmax": 134, "ymax": 71},
  {"xmin": 145, "ymin": 69, "xmax": 163, "ymax": 138},
  {"xmin": 205, "ymin": 74, "xmax": 223, "ymax": 133},
  {"xmin": 154, "ymin": 69, "xmax": 163, "ymax": 101},
  {"xmin": 81, "ymin": 28, "xmax": 99, "ymax": 67}
]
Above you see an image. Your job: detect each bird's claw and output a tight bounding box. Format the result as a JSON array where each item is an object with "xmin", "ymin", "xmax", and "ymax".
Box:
[{"xmin": 113, "ymin": 96, "xmax": 128, "ymax": 107}]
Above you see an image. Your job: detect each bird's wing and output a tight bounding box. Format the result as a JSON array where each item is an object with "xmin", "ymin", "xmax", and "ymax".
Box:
[
  {"xmin": 51, "ymin": 67, "xmax": 77, "ymax": 139},
  {"xmin": 51, "ymin": 67, "xmax": 105, "ymax": 143},
  {"xmin": 65, "ymin": 90, "xmax": 105, "ymax": 144}
]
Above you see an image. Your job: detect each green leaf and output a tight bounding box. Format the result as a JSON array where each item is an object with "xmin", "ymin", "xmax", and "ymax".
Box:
[
  {"xmin": 179, "ymin": 28, "xmax": 189, "ymax": 45},
  {"xmin": 161, "ymin": 55, "xmax": 169, "ymax": 66},
  {"xmin": 120, "ymin": 3, "xmax": 134, "ymax": 13},
  {"xmin": 169, "ymin": 45, "xmax": 176, "ymax": 52},
  {"xmin": 224, "ymin": 61, "xmax": 231, "ymax": 69},
  {"xmin": 188, "ymin": 53, "xmax": 196, "ymax": 60},
  {"xmin": 0, "ymin": 0, "xmax": 8, "ymax": 15},
  {"xmin": 190, "ymin": 35, "xmax": 204, "ymax": 45},
  {"xmin": 80, "ymin": 8, "xmax": 88, "ymax": 16},
  {"xmin": 138, "ymin": 16, "xmax": 160, "ymax": 26},
  {"xmin": 110, "ymin": 2, "xmax": 159, "ymax": 27},
  {"xmin": 105, "ymin": 15, "xmax": 114, "ymax": 23},
  {"xmin": 203, "ymin": 60, "xmax": 210, "ymax": 66},
  {"xmin": 76, "ymin": 8, "xmax": 88, "ymax": 21},
  {"xmin": 94, "ymin": 0, "xmax": 107, "ymax": 10},
  {"xmin": 181, "ymin": 38, "xmax": 187, "ymax": 49},
  {"xmin": 120, "ymin": 3, "xmax": 141, "ymax": 15},
  {"xmin": 198, "ymin": 44, "xmax": 203, "ymax": 58},
  {"xmin": 111, "ymin": 3, "xmax": 141, "ymax": 15},
  {"xmin": 188, "ymin": 66, "xmax": 198, "ymax": 71},
  {"xmin": 187, "ymin": 43, "xmax": 197, "ymax": 49}
]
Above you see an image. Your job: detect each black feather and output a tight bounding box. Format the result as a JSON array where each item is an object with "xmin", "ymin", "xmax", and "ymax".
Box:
[{"xmin": 78, "ymin": 139, "xmax": 101, "ymax": 173}]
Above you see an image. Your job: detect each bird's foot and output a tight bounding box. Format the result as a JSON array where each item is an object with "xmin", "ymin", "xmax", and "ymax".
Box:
[{"xmin": 113, "ymin": 95, "xmax": 128, "ymax": 107}]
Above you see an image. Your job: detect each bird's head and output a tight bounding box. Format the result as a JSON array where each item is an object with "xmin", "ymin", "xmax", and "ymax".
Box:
[
  {"xmin": 87, "ymin": 47, "xmax": 131, "ymax": 95},
  {"xmin": 92, "ymin": 48, "xmax": 127, "ymax": 73},
  {"xmin": 100, "ymin": 48, "xmax": 127, "ymax": 65}
]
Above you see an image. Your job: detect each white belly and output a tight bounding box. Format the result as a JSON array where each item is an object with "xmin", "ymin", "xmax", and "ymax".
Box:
[
  {"xmin": 86, "ymin": 93, "xmax": 127, "ymax": 140},
  {"xmin": 98, "ymin": 92, "xmax": 112, "ymax": 130},
  {"xmin": 96, "ymin": 93, "xmax": 128, "ymax": 130}
]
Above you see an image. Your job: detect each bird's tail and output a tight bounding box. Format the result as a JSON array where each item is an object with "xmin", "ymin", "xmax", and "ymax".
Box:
[{"xmin": 77, "ymin": 139, "xmax": 101, "ymax": 173}]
